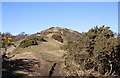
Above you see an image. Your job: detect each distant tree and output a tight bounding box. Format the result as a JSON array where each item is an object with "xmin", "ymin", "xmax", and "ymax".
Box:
[{"xmin": 18, "ymin": 32, "xmax": 25, "ymax": 35}]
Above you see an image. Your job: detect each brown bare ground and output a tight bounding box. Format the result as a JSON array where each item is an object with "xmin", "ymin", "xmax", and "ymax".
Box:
[{"xmin": 3, "ymin": 39, "xmax": 64, "ymax": 77}]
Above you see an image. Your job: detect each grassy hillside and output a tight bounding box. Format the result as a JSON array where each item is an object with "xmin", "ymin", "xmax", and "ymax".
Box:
[
  {"xmin": 3, "ymin": 27, "xmax": 75, "ymax": 76},
  {"xmin": 2, "ymin": 27, "xmax": 83, "ymax": 77}
]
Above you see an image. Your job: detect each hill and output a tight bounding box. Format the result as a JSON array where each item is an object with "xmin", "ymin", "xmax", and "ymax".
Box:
[
  {"xmin": 40, "ymin": 27, "xmax": 82, "ymax": 42},
  {"xmin": 2, "ymin": 27, "xmax": 83, "ymax": 77},
  {"xmin": 2, "ymin": 26, "xmax": 120, "ymax": 77}
]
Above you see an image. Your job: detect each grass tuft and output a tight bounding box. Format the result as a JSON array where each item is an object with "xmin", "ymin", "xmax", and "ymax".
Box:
[{"xmin": 42, "ymin": 53, "xmax": 55, "ymax": 62}]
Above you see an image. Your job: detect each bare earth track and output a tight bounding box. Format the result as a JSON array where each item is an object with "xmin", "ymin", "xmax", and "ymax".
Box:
[{"xmin": 2, "ymin": 37, "xmax": 65, "ymax": 77}]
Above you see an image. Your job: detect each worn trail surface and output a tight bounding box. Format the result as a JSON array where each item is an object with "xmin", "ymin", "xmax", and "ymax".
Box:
[{"xmin": 2, "ymin": 37, "xmax": 65, "ymax": 77}]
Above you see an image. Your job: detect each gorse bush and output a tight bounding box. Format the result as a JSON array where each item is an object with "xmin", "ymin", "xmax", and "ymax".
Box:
[
  {"xmin": 26, "ymin": 35, "xmax": 43, "ymax": 41},
  {"xmin": 61, "ymin": 26, "xmax": 120, "ymax": 76},
  {"xmin": 52, "ymin": 34, "xmax": 63, "ymax": 43},
  {"xmin": 19, "ymin": 35, "xmax": 46, "ymax": 48},
  {"xmin": 19, "ymin": 39, "xmax": 38, "ymax": 48},
  {"xmin": 2, "ymin": 33, "xmax": 15, "ymax": 51}
]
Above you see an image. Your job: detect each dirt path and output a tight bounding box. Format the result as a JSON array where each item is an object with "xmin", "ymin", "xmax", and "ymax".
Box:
[
  {"xmin": 3, "ymin": 37, "xmax": 65, "ymax": 76},
  {"xmin": 52, "ymin": 61, "xmax": 63, "ymax": 76},
  {"xmin": 6, "ymin": 46, "xmax": 16, "ymax": 53},
  {"xmin": 41, "ymin": 38, "xmax": 65, "ymax": 58},
  {"xmin": 6, "ymin": 44, "xmax": 19, "ymax": 53},
  {"xmin": 8, "ymin": 51, "xmax": 63, "ymax": 76},
  {"xmin": 6, "ymin": 52, "xmax": 51, "ymax": 76}
]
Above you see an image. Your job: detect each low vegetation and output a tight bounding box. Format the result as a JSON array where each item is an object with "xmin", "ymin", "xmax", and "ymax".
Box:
[
  {"xmin": 12, "ymin": 32, "xmax": 28, "ymax": 42},
  {"xmin": 1, "ymin": 33, "xmax": 15, "ymax": 51},
  {"xmin": 18, "ymin": 35, "xmax": 46, "ymax": 48},
  {"xmin": 52, "ymin": 34, "xmax": 63, "ymax": 43},
  {"xmin": 8, "ymin": 42, "xmax": 60, "ymax": 56},
  {"xmin": 61, "ymin": 26, "xmax": 120, "ymax": 76},
  {"xmin": 19, "ymin": 39, "xmax": 38, "ymax": 48},
  {"xmin": 3, "ymin": 26, "xmax": 119, "ymax": 77},
  {"xmin": 62, "ymin": 29, "xmax": 82, "ymax": 41},
  {"xmin": 43, "ymin": 53, "xmax": 56, "ymax": 62},
  {"xmin": 41, "ymin": 27, "xmax": 82, "ymax": 43}
]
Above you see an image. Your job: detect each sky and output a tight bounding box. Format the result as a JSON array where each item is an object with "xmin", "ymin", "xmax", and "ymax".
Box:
[{"xmin": 2, "ymin": 2, "xmax": 118, "ymax": 35}]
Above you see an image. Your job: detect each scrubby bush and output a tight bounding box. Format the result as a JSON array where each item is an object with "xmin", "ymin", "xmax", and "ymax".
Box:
[
  {"xmin": 52, "ymin": 34, "xmax": 63, "ymax": 43},
  {"xmin": 2, "ymin": 33, "xmax": 15, "ymax": 51},
  {"xmin": 19, "ymin": 35, "xmax": 47, "ymax": 48},
  {"xmin": 61, "ymin": 26, "xmax": 120, "ymax": 76},
  {"xmin": 27, "ymin": 35, "xmax": 47, "ymax": 42},
  {"xmin": 19, "ymin": 39, "xmax": 38, "ymax": 48},
  {"xmin": 26, "ymin": 35, "xmax": 40, "ymax": 40}
]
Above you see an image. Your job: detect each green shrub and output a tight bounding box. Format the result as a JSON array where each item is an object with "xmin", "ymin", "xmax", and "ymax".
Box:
[
  {"xmin": 26, "ymin": 35, "xmax": 47, "ymax": 42},
  {"xmin": 19, "ymin": 35, "xmax": 47, "ymax": 48},
  {"xmin": 19, "ymin": 39, "xmax": 38, "ymax": 48},
  {"xmin": 52, "ymin": 34, "xmax": 63, "ymax": 43},
  {"xmin": 2, "ymin": 33, "xmax": 15, "ymax": 50},
  {"xmin": 62, "ymin": 26, "xmax": 120, "ymax": 76},
  {"xmin": 26, "ymin": 35, "xmax": 43, "ymax": 41}
]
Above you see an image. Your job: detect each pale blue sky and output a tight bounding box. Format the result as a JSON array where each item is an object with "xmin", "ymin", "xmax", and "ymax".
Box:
[{"xmin": 2, "ymin": 2, "xmax": 118, "ymax": 35}]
